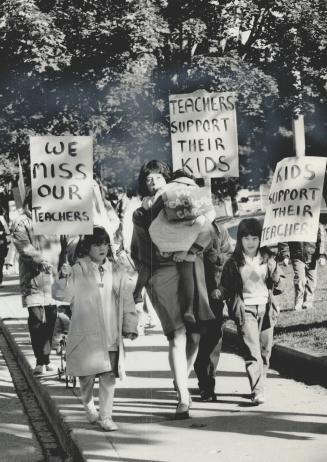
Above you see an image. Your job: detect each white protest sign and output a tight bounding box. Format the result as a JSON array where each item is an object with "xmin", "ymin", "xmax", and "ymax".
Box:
[
  {"xmin": 30, "ymin": 136, "xmax": 93, "ymax": 235},
  {"xmin": 261, "ymin": 156, "xmax": 327, "ymax": 246},
  {"xmin": 169, "ymin": 90, "xmax": 239, "ymax": 178}
]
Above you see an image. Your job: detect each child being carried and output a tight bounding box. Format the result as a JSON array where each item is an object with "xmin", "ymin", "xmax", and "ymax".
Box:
[{"xmin": 149, "ymin": 170, "xmax": 216, "ymax": 324}]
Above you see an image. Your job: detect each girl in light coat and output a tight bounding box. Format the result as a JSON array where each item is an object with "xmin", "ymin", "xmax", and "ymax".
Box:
[{"xmin": 56, "ymin": 226, "xmax": 138, "ymax": 431}]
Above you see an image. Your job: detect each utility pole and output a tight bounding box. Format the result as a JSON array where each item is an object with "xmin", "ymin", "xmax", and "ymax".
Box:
[{"xmin": 292, "ymin": 114, "xmax": 305, "ymax": 158}]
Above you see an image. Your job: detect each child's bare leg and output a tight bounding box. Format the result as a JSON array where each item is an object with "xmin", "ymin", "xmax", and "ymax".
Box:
[
  {"xmin": 173, "ymin": 251, "xmax": 189, "ymax": 262},
  {"xmin": 177, "ymin": 261, "xmax": 196, "ymax": 324}
]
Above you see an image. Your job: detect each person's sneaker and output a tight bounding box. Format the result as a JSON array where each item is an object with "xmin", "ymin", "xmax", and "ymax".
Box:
[
  {"xmin": 98, "ymin": 418, "xmax": 118, "ymax": 431},
  {"xmin": 251, "ymin": 393, "xmax": 265, "ymax": 405},
  {"xmin": 85, "ymin": 406, "xmax": 99, "ymax": 424},
  {"xmin": 200, "ymin": 390, "xmax": 217, "ymax": 402},
  {"xmin": 45, "ymin": 363, "xmax": 56, "ymax": 372},
  {"xmin": 137, "ymin": 326, "xmax": 145, "ymax": 336},
  {"xmin": 33, "ymin": 364, "xmax": 45, "ymax": 375}
]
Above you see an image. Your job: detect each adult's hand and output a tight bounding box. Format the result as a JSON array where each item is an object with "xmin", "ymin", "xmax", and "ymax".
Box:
[
  {"xmin": 211, "ymin": 289, "xmax": 222, "ymax": 300},
  {"xmin": 39, "ymin": 261, "xmax": 52, "ymax": 273},
  {"xmin": 61, "ymin": 263, "xmax": 72, "ymax": 277},
  {"xmin": 319, "ymin": 256, "xmax": 326, "ymax": 266},
  {"xmin": 135, "ymin": 302, "xmax": 144, "ymax": 314}
]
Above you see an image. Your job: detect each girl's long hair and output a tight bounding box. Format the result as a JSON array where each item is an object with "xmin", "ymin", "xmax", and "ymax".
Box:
[
  {"xmin": 138, "ymin": 160, "xmax": 172, "ymax": 198},
  {"xmin": 232, "ymin": 218, "xmax": 262, "ymax": 267}
]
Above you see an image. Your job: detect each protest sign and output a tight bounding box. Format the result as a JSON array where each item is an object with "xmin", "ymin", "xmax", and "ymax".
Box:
[
  {"xmin": 261, "ymin": 156, "xmax": 327, "ymax": 246},
  {"xmin": 30, "ymin": 136, "xmax": 93, "ymax": 235},
  {"xmin": 169, "ymin": 90, "xmax": 239, "ymax": 179}
]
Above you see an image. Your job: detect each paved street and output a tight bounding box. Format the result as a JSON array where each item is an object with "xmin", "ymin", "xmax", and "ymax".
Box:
[
  {"xmin": 1, "ymin": 273, "xmax": 327, "ymax": 462},
  {"xmin": 0, "ymin": 339, "xmax": 43, "ymax": 462}
]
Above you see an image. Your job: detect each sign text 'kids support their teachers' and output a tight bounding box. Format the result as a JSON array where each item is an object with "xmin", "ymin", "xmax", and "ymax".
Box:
[{"xmin": 261, "ymin": 156, "xmax": 327, "ymax": 247}]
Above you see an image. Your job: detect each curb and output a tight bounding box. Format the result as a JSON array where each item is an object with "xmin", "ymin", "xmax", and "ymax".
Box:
[
  {"xmin": 223, "ymin": 325, "xmax": 327, "ymax": 388},
  {"xmin": 0, "ymin": 318, "xmax": 84, "ymax": 462}
]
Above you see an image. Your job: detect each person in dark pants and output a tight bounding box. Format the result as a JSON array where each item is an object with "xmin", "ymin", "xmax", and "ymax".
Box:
[
  {"xmin": 193, "ymin": 310, "xmax": 224, "ymax": 401},
  {"xmin": 278, "ymin": 224, "xmax": 327, "ymax": 311},
  {"xmin": 194, "ymin": 219, "xmax": 233, "ymax": 401},
  {"xmin": 0, "ymin": 213, "xmax": 9, "ymax": 285},
  {"xmin": 12, "ymin": 190, "xmax": 62, "ymax": 375},
  {"xmin": 27, "ymin": 305, "xmax": 58, "ymax": 366}
]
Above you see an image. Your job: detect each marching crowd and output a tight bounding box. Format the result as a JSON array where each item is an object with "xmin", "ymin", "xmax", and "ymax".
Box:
[{"xmin": 1, "ymin": 160, "xmax": 326, "ymax": 431}]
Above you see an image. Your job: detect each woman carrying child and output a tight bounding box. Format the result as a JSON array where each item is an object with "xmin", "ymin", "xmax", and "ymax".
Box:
[
  {"xmin": 148, "ymin": 169, "xmax": 217, "ymax": 325},
  {"xmin": 131, "ymin": 161, "xmax": 216, "ymax": 419},
  {"xmin": 55, "ymin": 226, "xmax": 138, "ymax": 431},
  {"xmin": 219, "ymin": 218, "xmax": 280, "ymax": 405}
]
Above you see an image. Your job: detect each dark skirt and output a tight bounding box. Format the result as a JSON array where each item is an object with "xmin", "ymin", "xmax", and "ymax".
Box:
[{"xmin": 146, "ymin": 257, "xmax": 215, "ymax": 340}]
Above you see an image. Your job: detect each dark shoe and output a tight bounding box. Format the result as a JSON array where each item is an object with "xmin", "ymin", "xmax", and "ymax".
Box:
[
  {"xmin": 175, "ymin": 402, "xmax": 190, "ymax": 420},
  {"xmin": 184, "ymin": 312, "xmax": 196, "ymax": 324},
  {"xmin": 200, "ymin": 390, "xmax": 217, "ymax": 402}
]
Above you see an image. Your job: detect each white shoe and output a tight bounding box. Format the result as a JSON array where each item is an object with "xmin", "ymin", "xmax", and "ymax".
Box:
[
  {"xmin": 85, "ymin": 406, "xmax": 99, "ymax": 424},
  {"xmin": 294, "ymin": 301, "xmax": 303, "ymax": 311},
  {"xmin": 45, "ymin": 363, "xmax": 56, "ymax": 372},
  {"xmin": 251, "ymin": 393, "xmax": 265, "ymax": 405},
  {"xmin": 33, "ymin": 364, "xmax": 45, "ymax": 375},
  {"xmin": 98, "ymin": 418, "xmax": 118, "ymax": 431}
]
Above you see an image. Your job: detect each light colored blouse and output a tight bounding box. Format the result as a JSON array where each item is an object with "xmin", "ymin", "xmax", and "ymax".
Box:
[
  {"xmin": 90, "ymin": 259, "xmax": 119, "ymax": 351},
  {"xmin": 240, "ymin": 253, "xmax": 269, "ymax": 306}
]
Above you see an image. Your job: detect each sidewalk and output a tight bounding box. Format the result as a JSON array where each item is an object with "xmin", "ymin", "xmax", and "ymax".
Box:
[{"xmin": 1, "ymin": 274, "xmax": 327, "ymax": 462}]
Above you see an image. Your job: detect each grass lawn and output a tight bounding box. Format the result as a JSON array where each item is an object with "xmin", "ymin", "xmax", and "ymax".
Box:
[{"xmin": 272, "ymin": 263, "xmax": 327, "ymax": 356}]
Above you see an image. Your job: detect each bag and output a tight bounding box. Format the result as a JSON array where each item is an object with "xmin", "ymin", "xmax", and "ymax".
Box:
[{"xmin": 162, "ymin": 186, "xmax": 213, "ymax": 221}]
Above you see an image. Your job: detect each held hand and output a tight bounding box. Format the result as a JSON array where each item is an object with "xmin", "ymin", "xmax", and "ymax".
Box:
[
  {"xmin": 135, "ymin": 302, "xmax": 144, "ymax": 314},
  {"xmin": 61, "ymin": 263, "xmax": 72, "ymax": 277},
  {"xmin": 267, "ymin": 257, "xmax": 277, "ymax": 273},
  {"xmin": 173, "ymin": 251, "xmax": 188, "ymax": 263},
  {"xmin": 211, "ymin": 289, "xmax": 222, "ymax": 300},
  {"xmin": 319, "ymin": 256, "xmax": 326, "ymax": 266},
  {"xmin": 283, "ymin": 257, "xmax": 289, "ymax": 267},
  {"xmin": 40, "ymin": 261, "xmax": 52, "ymax": 273}
]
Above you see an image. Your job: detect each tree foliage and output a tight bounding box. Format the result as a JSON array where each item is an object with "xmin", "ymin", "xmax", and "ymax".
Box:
[{"xmin": 0, "ymin": 0, "xmax": 326, "ymax": 192}]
